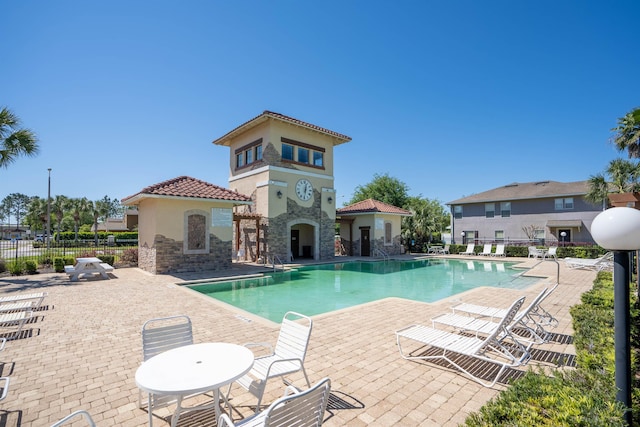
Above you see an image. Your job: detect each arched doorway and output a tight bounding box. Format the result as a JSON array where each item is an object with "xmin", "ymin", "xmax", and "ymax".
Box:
[{"xmin": 288, "ymin": 220, "xmax": 319, "ymax": 260}]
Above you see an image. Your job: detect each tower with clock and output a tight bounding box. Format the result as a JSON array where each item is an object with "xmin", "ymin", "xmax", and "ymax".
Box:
[{"xmin": 213, "ymin": 111, "xmax": 351, "ymax": 262}]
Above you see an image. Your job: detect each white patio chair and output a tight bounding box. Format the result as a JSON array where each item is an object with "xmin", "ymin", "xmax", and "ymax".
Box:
[
  {"xmin": 219, "ymin": 377, "xmax": 331, "ymax": 427},
  {"xmin": 543, "ymin": 246, "xmax": 558, "ymax": 260},
  {"xmin": 229, "ymin": 311, "xmax": 313, "ymax": 413},
  {"xmin": 437, "ymin": 244, "xmax": 450, "ymax": 255},
  {"xmin": 527, "ymin": 246, "xmax": 544, "ymax": 259},
  {"xmin": 0, "ymin": 376, "xmax": 9, "ymax": 402},
  {"xmin": 139, "ymin": 315, "xmax": 199, "ymax": 424},
  {"xmin": 480, "ymin": 244, "xmax": 493, "ymax": 256},
  {"xmin": 396, "ymin": 296, "xmax": 530, "ymax": 387},
  {"xmin": 50, "ymin": 410, "xmax": 96, "ymax": 427}
]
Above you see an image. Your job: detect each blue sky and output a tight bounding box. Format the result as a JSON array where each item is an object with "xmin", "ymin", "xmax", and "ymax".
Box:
[{"xmin": 2, "ymin": 1, "xmax": 638, "ymax": 211}]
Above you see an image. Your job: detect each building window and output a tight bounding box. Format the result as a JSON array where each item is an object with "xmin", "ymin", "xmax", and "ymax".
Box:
[
  {"xmin": 385, "ymin": 222, "xmax": 392, "ymax": 245},
  {"xmin": 234, "ymin": 138, "xmax": 262, "ymax": 170},
  {"xmin": 454, "ymin": 206, "xmax": 463, "ymax": 219},
  {"xmin": 281, "ymin": 137, "xmax": 325, "ymax": 169},
  {"xmin": 485, "ymin": 203, "xmax": 495, "ymax": 218},
  {"xmin": 500, "ymin": 202, "xmax": 511, "ymax": 217},
  {"xmin": 534, "ymin": 229, "xmax": 545, "ymax": 243},
  {"xmin": 495, "ymin": 230, "xmax": 504, "ymax": 241},
  {"xmin": 298, "ymin": 147, "xmax": 309, "ymax": 164},
  {"xmin": 555, "ymin": 197, "xmax": 574, "ymax": 210},
  {"xmin": 313, "ymin": 151, "xmax": 323, "ymax": 167},
  {"xmin": 282, "ymin": 143, "xmax": 294, "ymax": 161}
]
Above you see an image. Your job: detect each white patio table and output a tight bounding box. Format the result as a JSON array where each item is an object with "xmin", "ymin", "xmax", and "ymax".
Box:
[{"xmin": 135, "ymin": 342, "xmax": 254, "ymax": 427}]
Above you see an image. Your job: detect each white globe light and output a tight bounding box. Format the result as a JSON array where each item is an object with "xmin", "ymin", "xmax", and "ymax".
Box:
[{"xmin": 591, "ymin": 207, "xmax": 640, "ymax": 250}]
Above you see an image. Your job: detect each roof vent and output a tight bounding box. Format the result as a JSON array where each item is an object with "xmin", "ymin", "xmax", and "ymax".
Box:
[
  {"xmin": 535, "ymin": 181, "xmax": 550, "ymax": 186},
  {"xmin": 504, "ymin": 183, "xmax": 518, "ymax": 188}
]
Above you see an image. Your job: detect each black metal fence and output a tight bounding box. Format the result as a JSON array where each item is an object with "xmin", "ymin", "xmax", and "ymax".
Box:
[{"xmin": 0, "ymin": 239, "xmax": 138, "ymax": 266}]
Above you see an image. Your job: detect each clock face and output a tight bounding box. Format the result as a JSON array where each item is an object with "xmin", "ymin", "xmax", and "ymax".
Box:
[{"xmin": 295, "ymin": 179, "xmax": 313, "ymax": 201}]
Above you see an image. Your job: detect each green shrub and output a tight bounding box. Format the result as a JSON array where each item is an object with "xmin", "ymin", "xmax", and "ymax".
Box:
[
  {"xmin": 53, "ymin": 258, "xmax": 66, "ymax": 273},
  {"xmin": 0, "ymin": 258, "xmax": 6, "ymax": 273},
  {"xmin": 120, "ymin": 248, "xmax": 138, "ymax": 264},
  {"xmin": 97, "ymin": 255, "xmax": 114, "ymax": 265},
  {"xmin": 8, "ymin": 260, "xmax": 25, "ymax": 276},
  {"xmin": 24, "ymin": 260, "xmax": 38, "ymax": 274}
]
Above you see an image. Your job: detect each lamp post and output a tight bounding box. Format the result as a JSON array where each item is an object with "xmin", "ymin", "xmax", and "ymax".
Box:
[
  {"xmin": 560, "ymin": 231, "xmax": 566, "ymax": 247},
  {"xmin": 461, "ymin": 231, "xmax": 465, "ymax": 245},
  {"xmin": 591, "ymin": 207, "xmax": 640, "ymax": 426},
  {"xmin": 47, "ymin": 168, "xmax": 51, "ymax": 249}
]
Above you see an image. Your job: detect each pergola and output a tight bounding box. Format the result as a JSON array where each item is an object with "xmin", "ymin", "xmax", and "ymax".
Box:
[{"xmin": 233, "ymin": 212, "xmax": 262, "ymax": 260}]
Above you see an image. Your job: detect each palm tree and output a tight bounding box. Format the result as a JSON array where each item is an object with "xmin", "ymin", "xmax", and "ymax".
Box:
[
  {"xmin": 586, "ymin": 159, "xmax": 640, "ymax": 210},
  {"xmin": 90, "ymin": 200, "xmax": 109, "ymax": 245},
  {"xmin": 0, "ymin": 107, "xmax": 39, "ymax": 168},
  {"xmin": 51, "ymin": 195, "xmax": 69, "ymax": 242},
  {"xmin": 25, "ymin": 197, "xmax": 48, "ymax": 235},
  {"xmin": 585, "ymin": 174, "xmax": 610, "ymax": 210},
  {"xmin": 69, "ymin": 197, "xmax": 90, "ymax": 241},
  {"xmin": 611, "ymin": 107, "xmax": 640, "ymax": 158}
]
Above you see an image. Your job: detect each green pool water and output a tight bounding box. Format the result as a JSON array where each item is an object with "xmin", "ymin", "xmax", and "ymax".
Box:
[{"xmin": 189, "ymin": 258, "xmax": 539, "ymax": 323}]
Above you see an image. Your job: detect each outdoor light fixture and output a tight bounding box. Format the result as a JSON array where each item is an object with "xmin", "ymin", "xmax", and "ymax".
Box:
[
  {"xmin": 277, "ymin": 190, "xmax": 282, "ymax": 199},
  {"xmin": 327, "ymin": 196, "xmax": 333, "ymax": 203},
  {"xmin": 461, "ymin": 231, "xmax": 465, "ymax": 244},
  {"xmin": 591, "ymin": 207, "xmax": 640, "ymax": 425},
  {"xmin": 47, "ymin": 168, "xmax": 51, "ymax": 249},
  {"xmin": 560, "ymin": 231, "xmax": 566, "ymax": 247}
]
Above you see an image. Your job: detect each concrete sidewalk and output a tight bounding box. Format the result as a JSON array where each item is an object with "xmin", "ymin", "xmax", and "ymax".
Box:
[{"xmin": 0, "ymin": 256, "xmax": 595, "ymax": 426}]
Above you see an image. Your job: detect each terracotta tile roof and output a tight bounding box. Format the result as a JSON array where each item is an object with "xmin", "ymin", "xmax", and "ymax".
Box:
[
  {"xmin": 337, "ymin": 198, "xmax": 412, "ymax": 216},
  {"xmin": 212, "ymin": 110, "xmax": 352, "ymax": 146},
  {"xmin": 122, "ymin": 176, "xmax": 252, "ymax": 204},
  {"xmin": 447, "ymin": 180, "xmax": 590, "ymax": 205}
]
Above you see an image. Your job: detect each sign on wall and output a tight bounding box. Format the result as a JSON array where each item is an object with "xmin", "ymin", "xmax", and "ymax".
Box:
[
  {"xmin": 212, "ymin": 208, "xmax": 233, "ymax": 227},
  {"xmin": 375, "ymin": 218, "xmax": 384, "ymax": 230}
]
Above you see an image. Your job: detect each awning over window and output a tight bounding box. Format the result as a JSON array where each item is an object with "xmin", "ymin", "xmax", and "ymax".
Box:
[{"xmin": 546, "ymin": 219, "xmax": 583, "ymax": 228}]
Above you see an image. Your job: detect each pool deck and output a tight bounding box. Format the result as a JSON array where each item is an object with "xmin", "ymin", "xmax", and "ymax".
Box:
[{"xmin": 0, "ymin": 254, "xmax": 596, "ymax": 426}]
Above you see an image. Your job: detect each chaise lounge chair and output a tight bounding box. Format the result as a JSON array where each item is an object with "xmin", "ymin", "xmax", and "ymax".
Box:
[
  {"xmin": 396, "ymin": 296, "xmax": 530, "ymax": 387},
  {"xmin": 0, "ymin": 310, "xmax": 33, "ymax": 340},
  {"xmin": 460, "ymin": 244, "xmax": 475, "ymax": 255},
  {"xmin": 480, "ymin": 244, "xmax": 493, "ymax": 256},
  {"xmin": 431, "ymin": 288, "xmax": 552, "ymax": 345},
  {"xmin": 450, "ymin": 284, "xmax": 558, "ymax": 327},
  {"xmin": 491, "ymin": 244, "xmax": 506, "ymax": 257},
  {"xmin": 564, "ymin": 252, "xmax": 613, "ymax": 271}
]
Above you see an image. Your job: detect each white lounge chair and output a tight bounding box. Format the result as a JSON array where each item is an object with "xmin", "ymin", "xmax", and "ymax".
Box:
[
  {"xmin": 0, "ymin": 292, "xmax": 47, "ymax": 309},
  {"xmin": 480, "ymin": 244, "xmax": 493, "ymax": 256},
  {"xmin": 565, "ymin": 252, "xmax": 613, "ymax": 271},
  {"xmin": 218, "ymin": 377, "xmax": 331, "ymax": 427},
  {"xmin": 0, "ymin": 310, "xmax": 33, "ymax": 340},
  {"xmin": 229, "ymin": 311, "xmax": 313, "ymax": 413},
  {"xmin": 432, "ymin": 288, "xmax": 552, "ymax": 345},
  {"xmin": 491, "ymin": 244, "xmax": 506, "ymax": 257},
  {"xmin": 451, "ymin": 284, "xmax": 559, "ymax": 328},
  {"xmin": 50, "ymin": 410, "xmax": 96, "ymax": 427},
  {"xmin": 460, "ymin": 244, "xmax": 475, "ymax": 255},
  {"xmin": 396, "ymin": 296, "xmax": 530, "ymax": 387},
  {"xmin": 0, "ymin": 376, "xmax": 9, "ymax": 402}
]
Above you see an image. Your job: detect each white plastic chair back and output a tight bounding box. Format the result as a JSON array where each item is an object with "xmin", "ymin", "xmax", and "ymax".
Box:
[
  {"xmin": 265, "ymin": 377, "xmax": 330, "ymax": 427},
  {"xmin": 50, "ymin": 410, "xmax": 96, "ymax": 427},
  {"xmin": 142, "ymin": 315, "xmax": 193, "ymax": 361},
  {"xmin": 274, "ymin": 312, "xmax": 312, "ymax": 363}
]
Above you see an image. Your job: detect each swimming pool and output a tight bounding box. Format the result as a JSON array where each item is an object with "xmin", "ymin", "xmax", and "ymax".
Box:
[{"xmin": 189, "ymin": 258, "xmax": 539, "ymax": 323}]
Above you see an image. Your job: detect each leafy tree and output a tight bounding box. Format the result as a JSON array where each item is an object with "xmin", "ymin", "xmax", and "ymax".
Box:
[
  {"xmin": 1, "ymin": 193, "xmax": 30, "ymax": 229},
  {"xmin": 90, "ymin": 199, "xmax": 110, "ymax": 244},
  {"xmin": 349, "ymin": 173, "xmax": 410, "ymax": 208},
  {"xmin": 586, "ymin": 159, "xmax": 640, "ymax": 209},
  {"xmin": 402, "ymin": 196, "xmax": 449, "ymax": 248},
  {"xmin": 25, "ymin": 196, "xmax": 48, "ymax": 233},
  {"xmin": 611, "ymin": 107, "xmax": 640, "ymax": 158},
  {"xmin": 0, "ymin": 106, "xmax": 39, "ymax": 168}
]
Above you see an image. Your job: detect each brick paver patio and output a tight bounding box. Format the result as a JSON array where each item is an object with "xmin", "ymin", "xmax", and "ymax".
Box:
[{"xmin": 0, "ymin": 255, "xmax": 596, "ymax": 426}]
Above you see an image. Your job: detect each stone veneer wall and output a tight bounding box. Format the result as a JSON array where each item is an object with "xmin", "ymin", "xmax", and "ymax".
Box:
[
  {"xmin": 372, "ymin": 235, "xmax": 403, "ymax": 256},
  {"xmin": 262, "ymin": 192, "xmax": 335, "ymax": 261},
  {"xmin": 139, "ymin": 234, "xmax": 231, "ymax": 274}
]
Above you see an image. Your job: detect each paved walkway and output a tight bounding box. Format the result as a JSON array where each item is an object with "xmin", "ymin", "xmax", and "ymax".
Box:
[{"xmin": 0, "ymin": 255, "xmax": 596, "ymax": 426}]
